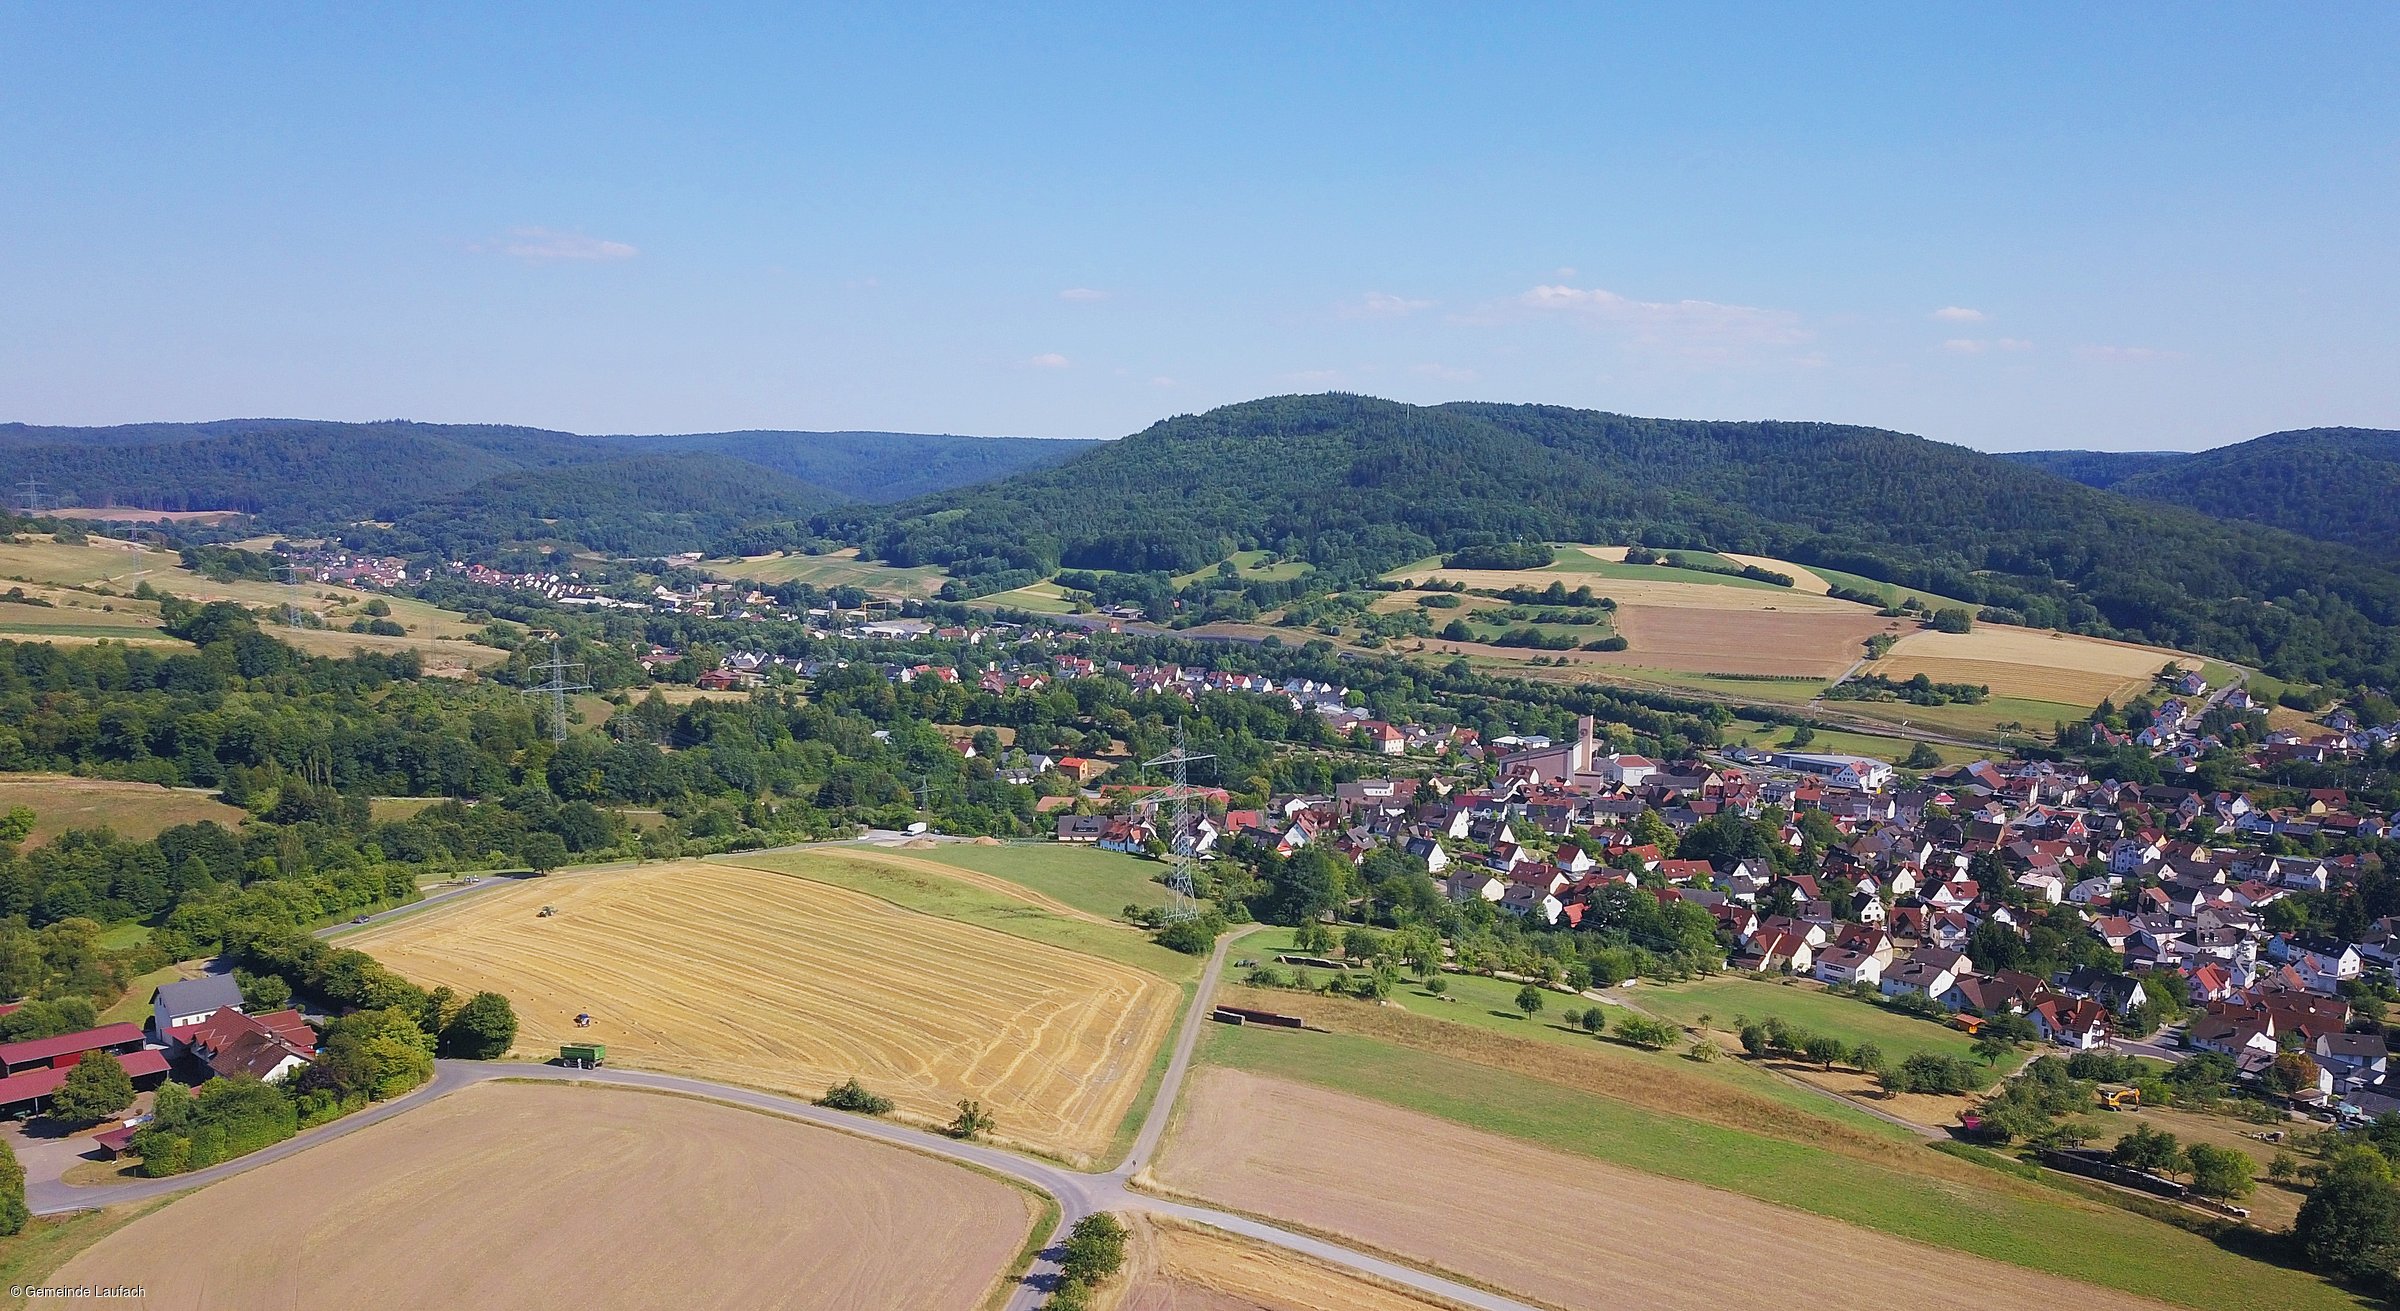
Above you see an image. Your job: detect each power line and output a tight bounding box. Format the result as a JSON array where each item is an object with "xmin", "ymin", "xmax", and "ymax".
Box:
[
  {"xmin": 14, "ymin": 478, "xmax": 46, "ymax": 516},
  {"xmin": 523, "ymin": 639, "xmax": 592, "ymax": 744}
]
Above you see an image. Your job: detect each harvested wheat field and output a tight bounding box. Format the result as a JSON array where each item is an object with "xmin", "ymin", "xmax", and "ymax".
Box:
[
  {"xmin": 347, "ymin": 860, "xmax": 1176, "ymax": 1162},
  {"xmin": 1153, "ymin": 1069, "xmax": 2165, "ymax": 1311},
  {"xmin": 1119, "ymin": 1216, "xmax": 1461, "ymax": 1311},
  {"xmin": 1865, "ymin": 626, "xmax": 2193, "ymax": 706},
  {"xmin": 52, "ymin": 1081, "xmax": 1036, "ymax": 1311}
]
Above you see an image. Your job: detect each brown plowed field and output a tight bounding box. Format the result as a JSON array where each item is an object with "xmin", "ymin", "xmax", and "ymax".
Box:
[
  {"xmin": 1152, "ymin": 1069, "xmax": 2167, "ymax": 1311},
  {"xmin": 1119, "ymin": 1217, "xmax": 1462, "ymax": 1311},
  {"xmin": 51, "ymin": 1081, "xmax": 1036, "ymax": 1310},
  {"xmin": 1591, "ymin": 603, "xmax": 1891, "ymax": 676},
  {"xmin": 346, "ymin": 859, "xmax": 1176, "ymax": 1163}
]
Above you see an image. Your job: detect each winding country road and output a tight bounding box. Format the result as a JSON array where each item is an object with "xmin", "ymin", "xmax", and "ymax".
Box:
[{"xmin": 36, "ymin": 912, "xmax": 1542, "ymax": 1311}]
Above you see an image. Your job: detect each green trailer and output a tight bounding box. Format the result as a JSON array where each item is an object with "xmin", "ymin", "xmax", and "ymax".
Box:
[{"xmin": 559, "ymin": 1043, "xmax": 606, "ymax": 1069}]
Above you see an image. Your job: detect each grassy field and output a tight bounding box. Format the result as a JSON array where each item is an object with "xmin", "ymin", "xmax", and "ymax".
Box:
[
  {"xmin": 1628, "ymin": 973, "xmax": 1991, "ymax": 1080},
  {"xmin": 891, "ymin": 841, "xmax": 1178, "ymax": 917},
  {"xmin": 53, "ymin": 1081, "xmax": 1039, "ymax": 1311},
  {"xmin": 348, "ymin": 859, "xmax": 1177, "ymax": 1164},
  {"xmin": 1227, "ymin": 935, "xmax": 1920, "ymax": 1143},
  {"xmin": 1171, "ymin": 550, "xmax": 1315, "ymax": 588},
  {"xmin": 979, "ymin": 580, "xmax": 1081, "ymax": 614},
  {"xmin": 704, "ymin": 548, "xmax": 948, "ymax": 598},
  {"xmin": 1198, "ymin": 1024, "xmax": 2364, "ymax": 1311},
  {"xmin": 100, "ymin": 959, "xmax": 211, "ymax": 1025},
  {"xmin": 0, "ymin": 776, "xmax": 247, "ymax": 845},
  {"xmin": 1723, "ymin": 714, "xmax": 1978, "ymax": 766},
  {"xmin": 1839, "ymin": 691, "xmax": 2093, "ymax": 742},
  {"xmin": 1590, "ymin": 666, "xmax": 1832, "ymax": 704},
  {"xmin": 719, "ymin": 848, "xmax": 1198, "ymax": 980},
  {"xmin": 1801, "ymin": 564, "xmax": 1983, "ymax": 612},
  {"xmin": 0, "ymin": 538, "xmax": 503, "ymax": 673}
]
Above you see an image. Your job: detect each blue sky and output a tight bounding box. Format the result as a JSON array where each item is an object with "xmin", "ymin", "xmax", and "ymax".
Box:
[{"xmin": 3, "ymin": 4, "xmax": 2394, "ymax": 449}]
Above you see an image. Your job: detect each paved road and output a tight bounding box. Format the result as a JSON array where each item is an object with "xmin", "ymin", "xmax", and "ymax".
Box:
[{"xmin": 36, "ymin": 918, "xmax": 1539, "ymax": 1311}]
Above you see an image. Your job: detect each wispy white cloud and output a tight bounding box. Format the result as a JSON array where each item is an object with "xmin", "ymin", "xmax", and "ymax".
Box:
[
  {"xmin": 1284, "ymin": 368, "xmax": 1344, "ymax": 385},
  {"xmin": 1411, "ymin": 362, "xmax": 1479, "ymax": 382},
  {"xmin": 1148, "ymin": 376, "xmax": 1178, "ymax": 388},
  {"xmin": 1026, "ymin": 352, "xmax": 1071, "ymax": 369},
  {"xmin": 1941, "ymin": 337, "xmax": 2033, "ymax": 355},
  {"xmin": 2075, "ymin": 344, "xmax": 2181, "ymax": 363},
  {"xmin": 1345, "ymin": 291, "xmax": 1433, "ymax": 318},
  {"xmin": 488, "ymin": 227, "xmax": 638, "ymax": 262},
  {"xmin": 1509, "ymin": 284, "xmax": 1810, "ymax": 359},
  {"xmin": 1932, "ymin": 306, "xmax": 1987, "ymax": 322},
  {"xmin": 1058, "ymin": 287, "xmax": 1110, "ymax": 302}
]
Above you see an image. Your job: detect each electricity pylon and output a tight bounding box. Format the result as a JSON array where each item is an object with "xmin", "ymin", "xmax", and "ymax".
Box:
[
  {"xmin": 523, "ymin": 639, "xmax": 591, "ymax": 744},
  {"xmin": 1142, "ymin": 724, "xmax": 1216, "ymax": 923}
]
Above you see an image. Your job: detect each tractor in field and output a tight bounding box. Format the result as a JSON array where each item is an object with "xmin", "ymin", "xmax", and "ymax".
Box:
[{"xmin": 538, "ymin": 905, "xmax": 557, "ymax": 917}]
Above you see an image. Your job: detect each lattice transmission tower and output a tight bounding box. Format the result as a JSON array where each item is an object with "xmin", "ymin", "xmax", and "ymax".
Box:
[
  {"xmin": 1143, "ymin": 724, "xmax": 1216, "ymax": 923},
  {"xmin": 523, "ymin": 639, "xmax": 592, "ymax": 744}
]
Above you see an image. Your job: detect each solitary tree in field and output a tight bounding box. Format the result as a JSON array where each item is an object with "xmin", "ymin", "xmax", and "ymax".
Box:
[
  {"xmin": 1579, "ymin": 1007, "xmax": 1607, "ymax": 1035},
  {"xmin": 1514, "ymin": 985, "xmax": 1544, "ymax": 1019},
  {"xmin": 51, "ymin": 1053, "xmax": 134, "ymax": 1125},
  {"xmin": 949, "ymin": 1099, "xmax": 996, "ymax": 1140}
]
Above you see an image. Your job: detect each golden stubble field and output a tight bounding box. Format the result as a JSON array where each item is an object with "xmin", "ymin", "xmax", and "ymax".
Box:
[
  {"xmin": 347, "ymin": 859, "xmax": 1177, "ymax": 1163},
  {"xmin": 1865, "ymin": 626, "xmax": 2195, "ymax": 706},
  {"xmin": 1152, "ymin": 1069, "xmax": 2165, "ymax": 1311},
  {"xmin": 53, "ymin": 1081, "xmax": 1037, "ymax": 1311},
  {"xmin": 1119, "ymin": 1217, "xmax": 1462, "ymax": 1311}
]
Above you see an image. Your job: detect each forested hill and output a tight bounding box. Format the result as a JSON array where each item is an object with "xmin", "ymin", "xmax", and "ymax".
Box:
[
  {"xmin": 2001, "ymin": 448, "xmax": 2188, "ymax": 490},
  {"xmin": 822, "ymin": 393, "xmax": 2400, "ymax": 686},
  {"xmin": 0, "ymin": 418, "xmax": 1092, "ymax": 546},
  {"xmin": 2006, "ymin": 428, "xmax": 2400, "ymax": 556},
  {"xmin": 604, "ymin": 429, "xmax": 1099, "ymax": 501}
]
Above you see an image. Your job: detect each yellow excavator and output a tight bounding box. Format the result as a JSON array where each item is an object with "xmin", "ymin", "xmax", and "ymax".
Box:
[{"xmin": 2097, "ymin": 1085, "xmax": 2142, "ymax": 1111}]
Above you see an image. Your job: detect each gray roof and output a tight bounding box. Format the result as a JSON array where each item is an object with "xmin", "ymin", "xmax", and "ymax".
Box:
[{"xmin": 153, "ymin": 973, "xmax": 243, "ymax": 1016}]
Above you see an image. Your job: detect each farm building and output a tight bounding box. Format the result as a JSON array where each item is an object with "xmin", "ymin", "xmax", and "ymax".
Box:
[
  {"xmin": 173, "ymin": 1008, "xmax": 318, "ymax": 1083},
  {"xmin": 0, "ymin": 1023, "xmax": 146, "ymax": 1075},
  {"xmin": 0, "ymin": 1023, "xmax": 172, "ymax": 1115},
  {"xmin": 1770, "ymin": 752, "xmax": 1895, "ymax": 792},
  {"xmin": 151, "ymin": 974, "xmax": 245, "ymax": 1036}
]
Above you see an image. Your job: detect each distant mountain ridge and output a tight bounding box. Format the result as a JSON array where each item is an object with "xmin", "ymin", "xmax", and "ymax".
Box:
[
  {"xmin": 0, "ymin": 419, "xmax": 1096, "ymax": 540},
  {"xmin": 2005, "ymin": 427, "xmax": 2400, "ymax": 554}
]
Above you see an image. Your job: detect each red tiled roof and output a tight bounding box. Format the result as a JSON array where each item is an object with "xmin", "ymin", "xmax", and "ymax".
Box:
[
  {"xmin": 0, "ymin": 1048, "xmax": 167, "ymax": 1108},
  {"xmin": 0, "ymin": 1023, "xmax": 144, "ymax": 1070}
]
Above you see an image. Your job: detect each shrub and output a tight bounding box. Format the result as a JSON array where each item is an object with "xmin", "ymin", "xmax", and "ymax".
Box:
[
  {"xmin": 1616, "ymin": 1016, "xmax": 1678, "ymax": 1049},
  {"xmin": 817, "ymin": 1079, "xmax": 895, "ymax": 1115}
]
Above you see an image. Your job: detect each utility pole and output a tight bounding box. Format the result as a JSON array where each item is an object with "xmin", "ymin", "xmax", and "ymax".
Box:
[
  {"xmin": 1143, "ymin": 724, "xmax": 1216, "ymax": 923},
  {"xmin": 14, "ymin": 478, "xmax": 45, "ymax": 517},
  {"xmin": 523, "ymin": 639, "xmax": 591, "ymax": 744}
]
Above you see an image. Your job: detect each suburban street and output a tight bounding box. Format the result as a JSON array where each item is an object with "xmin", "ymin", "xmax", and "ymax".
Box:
[{"xmin": 31, "ymin": 912, "xmax": 1540, "ymax": 1311}]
